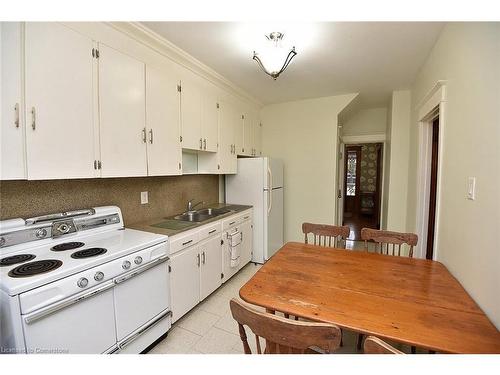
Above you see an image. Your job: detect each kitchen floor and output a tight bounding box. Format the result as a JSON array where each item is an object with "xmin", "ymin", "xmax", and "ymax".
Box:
[{"xmin": 148, "ymin": 248, "xmax": 419, "ymax": 354}]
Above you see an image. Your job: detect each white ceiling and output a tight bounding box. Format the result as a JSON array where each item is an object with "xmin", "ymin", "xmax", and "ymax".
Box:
[{"xmin": 142, "ymin": 22, "xmax": 444, "ymax": 107}]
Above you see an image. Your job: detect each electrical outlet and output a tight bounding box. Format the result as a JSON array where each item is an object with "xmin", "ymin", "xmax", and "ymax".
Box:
[
  {"xmin": 141, "ymin": 191, "xmax": 149, "ymax": 205},
  {"xmin": 467, "ymin": 177, "xmax": 476, "ymax": 200}
]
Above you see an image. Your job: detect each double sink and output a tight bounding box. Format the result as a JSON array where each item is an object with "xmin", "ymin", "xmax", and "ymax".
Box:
[{"xmin": 173, "ymin": 207, "xmax": 233, "ymax": 223}]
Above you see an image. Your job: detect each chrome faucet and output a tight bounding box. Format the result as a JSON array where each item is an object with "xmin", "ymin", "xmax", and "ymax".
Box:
[{"xmin": 187, "ymin": 199, "xmax": 204, "ymax": 212}]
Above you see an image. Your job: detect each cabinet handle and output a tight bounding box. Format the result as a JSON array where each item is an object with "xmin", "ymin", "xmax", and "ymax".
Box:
[
  {"xmin": 203, "ymin": 138, "xmax": 206, "ymax": 150},
  {"xmin": 182, "ymin": 239, "xmax": 193, "ymax": 246},
  {"xmin": 197, "ymin": 253, "xmax": 200, "ymax": 267},
  {"xmin": 149, "ymin": 129, "xmax": 153, "ymax": 144},
  {"xmin": 142, "ymin": 127, "xmax": 147, "ymax": 143},
  {"xmin": 200, "ymin": 138, "xmax": 203, "ymax": 149},
  {"xmin": 14, "ymin": 103, "xmax": 20, "ymax": 128},
  {"xmin": 31, "ymin": 107, "xmax": 36, "ymax": 130},
  {"xmin": 202, "ymin": 251, "xmax": 206, "ymax": 265},
  {"xmin": 208, "ymin": 229, "xmax": 216, "ymax": 234}
]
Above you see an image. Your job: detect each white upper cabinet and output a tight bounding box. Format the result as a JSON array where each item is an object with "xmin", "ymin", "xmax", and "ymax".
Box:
[
  {"xmin": 98, "ymin": 43, "xmax": 147, "ymax": 177},
  {"xmin": 25, "ymin": 22, "xmax": 95, "ymax": 180},
  {"xmin": 254, "ymin": 116, "xmax": 262, "ymax": 156},
  {"xmin": 201, "ymin": 84, "xmax": 219, "ymax": 152},
  {"xmin": 218, "ymin": 100, "xmax": 237, "ymax": 174},
  {"xmin": 180, "ymin": 74, "xmax": 202, "ymax": 151},
  {"xmin": 1, "ymin": 22, "xmax": 26, "ymax": 180},
  {"xmin": 242, "ymin": 112, "xmax": 254, "ymax": 156},
  {"xmin": 235, "ymin": 110, "xmax": 244, "ymax": 156},
  {"xmin": 145, "ymin": 64, "xmax": 182, "ymax": 176}
]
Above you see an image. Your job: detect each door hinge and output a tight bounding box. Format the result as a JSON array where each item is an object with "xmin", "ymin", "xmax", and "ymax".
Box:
[
  {"xmin": 241, "ymin": 114, "xmax": 244, "ymax": 120},
  {"xmin": 180, "ymin": 135, "xmax": 183, "ymax": 142},
  {"xmin": 216, "ymin": 103, "xmax": 219, "ymax": 109},
  {"xmin": 178, "ymin": 162, "xmax": 182, "ymax": 170},
  {"xmin": 94, "ymin": 160, "xmax": 98, "ymax": 170},
  {"xmin": 217, "ymin": 164, "xmax": 220, "ymax": 170},
  {"xmin": 92, "ymin": 48, "xmax": 99, "ymax": 58},
  {"xmin": 96, "ymin": 49, "xmax": 99, "ymax": 58},
  {"xmin": 92, "ymin": 48, "xmax": 95, "ymax": 58},
  {"xmin": 220, "ymin": 239, "xmax": 224, "ymax": 245},
  {"xmin": 177, "ymin": 84, "xmax": 182, "ymax": 92},
  {"xmin": 168, "ymin": 265, "xmax": 172, "ymax": 273},
  {"xmin": 221, "ymin": 273, "xmax": 224, "ymax": 279},
  {"xmin": 98, "ymin": 160, "xmax": 102, "ymax": 170}
]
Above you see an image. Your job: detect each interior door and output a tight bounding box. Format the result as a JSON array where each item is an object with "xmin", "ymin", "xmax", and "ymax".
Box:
[
  {"xmin": 343, "ymin": 146, "xmax": 362, "ymax": 218},
  {"xmin": 98, "ymin": 43, "xmax": 147, "ymax": 177},
  {"xmin": 1, "ymin": 22, "xmax": 26, "ymax": 180},
  {"xmin": 199, "ymin": 235, "xmax": 222, "ymax": 300},
  {"xmin": 170, "ymin": 245, "xmax": 201, "ymax": 322},
  {"xmin": 180, "ymin": 76, "xmax": 202, "ymax": 151},
  {"xmin": 25, "ymin": 22, "xmax": 95, "ymax": 179},
  {"xmin": 145, "ymin": 64, "xmax": 182, "ymax": 176}
]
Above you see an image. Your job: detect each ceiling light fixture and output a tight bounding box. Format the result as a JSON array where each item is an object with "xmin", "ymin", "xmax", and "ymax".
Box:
[{"xmin": 253, "ymin": 32, "xmax": 297, "ymax": 80}]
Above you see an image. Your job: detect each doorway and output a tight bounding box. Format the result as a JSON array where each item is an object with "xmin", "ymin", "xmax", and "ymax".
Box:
[
  {"xmin": 342, "ymin": 143, "xmax": 383, "ymax": 240},
  {"xmin": 426, "ymin": 117, "xmax": 439, "ymax": 260}
]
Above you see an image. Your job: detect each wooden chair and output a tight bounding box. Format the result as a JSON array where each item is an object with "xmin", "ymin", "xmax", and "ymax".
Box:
[
  {"xmin": 302, "ymin": 222, "xmax": 351, "ymax": 249},
  {"xmin": 230, "ymin": 298, "xmax": 342, "ymax": 354},
  {"xmin": 361, "ymin": 228, "xmax": 418, "ymax": 258},
  {"xmin": 364, "ymin": 336, "xmax": 403, "ymax": 354}
]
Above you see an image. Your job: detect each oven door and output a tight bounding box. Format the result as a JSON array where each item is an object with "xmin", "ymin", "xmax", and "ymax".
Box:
[
  {"xmin": 113, "ymin": 254, "xmax": 170, "ymax": 343},
  {"xmin": 21, "ymin": 281, "xmax": 117, "ymax": 354}
]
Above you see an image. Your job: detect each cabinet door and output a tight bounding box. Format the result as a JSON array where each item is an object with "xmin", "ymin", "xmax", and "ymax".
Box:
[
  {"xmin": 98, "ymin": 44, "xmax": 147, "ymax": 177},
  {"xmin": 218, "ymin": 101, "xmax": 236, "ymax": 174},
  {"xmin": 146, "ymin": 65, "xmax": 182, "ymax": 176},
  {"xmin": 200, "ymin": 235, "xmax": 223, "ymax": 300},
  {"xmin": 180, "ymin": 77, "xmax": 202, "ymax": 151},
  {"xmin": 25, "ymin": 22, "xmax": 95, "ymax": 179},
  {"xmin": 170, "ymin": 245, "xmax": 201, "ymax": 323},
  {"xmin": 254, "ymin": 118, "xmax": 262, "ymax": 156},
  {"xmin": 1, "ymin": 22, "xmax": 25, "ymax": 180},
  {"xmin": 243, "ymin": 112, "xmax": 254, "ymax": 156},
  {"xmin": 201, "ymin": 89, "xmax": 218, "ymax": 152},
  {"xmin": 240, "ymin": 219, "xmax": 253, "ymax": 268},
  {"xmin": 235, "ymin": 111, "xmax": 244, "ymax": 156}
]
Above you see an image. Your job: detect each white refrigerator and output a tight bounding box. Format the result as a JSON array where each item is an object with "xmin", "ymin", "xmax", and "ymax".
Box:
[{"xmin": 225, "ymin": 157, "xmax": 284, "ymax": 264}]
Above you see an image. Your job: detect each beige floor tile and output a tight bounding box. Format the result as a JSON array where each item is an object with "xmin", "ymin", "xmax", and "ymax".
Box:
[
  {"xmin": 176, "ymin": 308, "xmax": 220, "ymax": 336},
  {"xmin": 147, "ymin": 326, "xmax": 202, "ymax": 354},
  {"xmin": 214, "ymin": 312, "xmax": 240, "ymax": 335},
  {"xmin": 198, "ymin": 292, "xmax": 232, "ymax": 317},
  {"xmin": 193, "ymin": 327, "xmax": 241, "ymax": 354}
]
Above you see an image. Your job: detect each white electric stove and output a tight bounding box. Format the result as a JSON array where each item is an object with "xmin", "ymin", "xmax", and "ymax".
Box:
[{"xmin": 0, "ymin": 206, "xmax": 171, "ymax": 354}]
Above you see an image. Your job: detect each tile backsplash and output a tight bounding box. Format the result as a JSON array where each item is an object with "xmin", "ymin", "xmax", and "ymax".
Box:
[{"xmin": 0, "ymin": 175, "xmax": 219, "ymax": 225}]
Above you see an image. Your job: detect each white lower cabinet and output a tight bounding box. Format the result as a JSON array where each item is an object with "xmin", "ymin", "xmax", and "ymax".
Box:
[
  {"xmin": 169, "ymin": 244, "xmax": 201, "ymax": 323},
  {"xmin": 199, "ymin": 234, "xmax": 223, "ymax": 300}
]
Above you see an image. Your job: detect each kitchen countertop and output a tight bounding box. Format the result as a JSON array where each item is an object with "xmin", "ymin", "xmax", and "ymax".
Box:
[{"xmin": 128, "ymin": 203, "xmax": 252, "ymax": 237}]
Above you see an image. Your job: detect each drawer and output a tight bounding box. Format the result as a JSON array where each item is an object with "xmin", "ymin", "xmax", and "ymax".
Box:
[
  {"xmin": 170, "ymin": 230, "xmax": 200, "ymax": 255},
  {"xmin": 222, "ymin": 215, "xmax": 240, "ymax": 231},
  {"xmin": 240, "ymin": 210, "xmax": 252, "ymax": 222},
  {"xmin": 198, "ymin": 222, "xmax": 222, "ymax": 241}
]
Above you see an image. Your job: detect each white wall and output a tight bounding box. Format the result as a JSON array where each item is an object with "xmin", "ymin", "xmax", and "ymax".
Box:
[
  {"xmin": 385, "ymin": 90, "xmax": 411, "ymax": 231},
  {"xmin": 381, "ymin": 99, "xmax": 392, "ymax": 229},
  {"xmin": 407, "ymin": 23, "xmax": 500, "ymax": 328},
  {"xmin": 261, "ymin": 94, "xmax": 357, "ymax": 242},
  {"xmin": 342, "ymin": 107, "xmax": 387, "ymax": 136}
]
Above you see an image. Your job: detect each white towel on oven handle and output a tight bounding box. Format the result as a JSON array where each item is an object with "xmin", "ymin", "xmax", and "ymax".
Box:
[{"xmin": 227, "ymin": 229, "xmax": 242, "ymax": 268}]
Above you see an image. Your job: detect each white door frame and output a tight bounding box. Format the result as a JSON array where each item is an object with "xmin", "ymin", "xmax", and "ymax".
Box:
[
  {"xmin": 337, "ymin": 133, "xmax": 387, "ymax": 229},
  {"xmin": 415, "ymin": 81, "xmax": 447, "ymax": 260}
]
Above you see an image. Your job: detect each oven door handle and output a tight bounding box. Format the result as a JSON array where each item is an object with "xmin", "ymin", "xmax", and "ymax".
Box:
[
  {"xmin": 24, "ymin": 281, "xmax": 115, "ymax": 325},
  {"xmin": 114, "ymin": 254, "xmax": 170, "ymax": 285},
  {"xmin": 118, "ymin": 310, "xmax": 172, "ymax": 350}
]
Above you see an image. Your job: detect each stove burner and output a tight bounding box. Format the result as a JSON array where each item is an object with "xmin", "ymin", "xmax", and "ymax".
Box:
[
  {"xmin": 71, "ymin": 248, "xmax": 107, "ymax": 259},
  {"xmin": 51, "ymin": 242, "xmax": 85, "ymax": 252},
  {"xmin": 8, "ymin": 259, "xmax": 63, "ymax": 278},
  {"xmin": 0, "ymin": 254, "xmax": 36, "ymax": 267}
]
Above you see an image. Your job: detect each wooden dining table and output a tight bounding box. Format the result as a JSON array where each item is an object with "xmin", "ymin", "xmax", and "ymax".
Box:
[{"xmin": 239, "ymin": 242, "xmax": 500, "ymax": 353}]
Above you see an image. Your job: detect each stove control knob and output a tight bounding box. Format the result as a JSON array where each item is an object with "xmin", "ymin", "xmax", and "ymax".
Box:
[
  {"xmin": 122, "ymin": 260, "xmax": 131, "ymax": 270},
  {"xmin": 94, "ymin": 271, "xmax": 104, "ymax": 281},
  {"xmin": 57, "ymin": 223, "xmax": 71, "ymax": 234},
  {"xmin": 77, "ymin": 277, "xmax": 89, "ymax": 288},
  {"xmin": 35, "ymin": 228, "xmax": 48, "ymax": 239},
  {"xmin": 134, "ymin": 256, "xmax": 143, "ymax": 265}
]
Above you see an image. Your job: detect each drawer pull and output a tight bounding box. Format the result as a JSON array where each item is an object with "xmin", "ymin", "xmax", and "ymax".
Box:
[
  {"xmin": 229, "ymin": 221, "xmax": 236, "ymax": 226},
  {"xmin": 208, "ymin": 229, "xmax": 217, "ymax": 234},
  {"xmin": 182, "ymin": 239, "xmax": 193, "ymax": 246}
]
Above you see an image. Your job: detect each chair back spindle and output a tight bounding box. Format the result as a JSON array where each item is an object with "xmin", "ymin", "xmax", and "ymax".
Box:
[
  {"xmin": 361, "ymin": 228, "xmax": 418, "ymax": 258},
  {"xmin": 302, "ymin": 223, "xmax": 350, "ymax": 249}
]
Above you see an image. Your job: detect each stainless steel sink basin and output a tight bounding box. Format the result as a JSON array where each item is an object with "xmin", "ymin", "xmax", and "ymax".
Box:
[{"xmin": 173, "ymin": 207, "xmax": 234, "ymax": 223}]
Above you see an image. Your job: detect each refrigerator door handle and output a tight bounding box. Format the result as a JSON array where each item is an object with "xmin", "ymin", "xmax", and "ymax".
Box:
[{"xmin": 267, "ymin": 167, "xmax": 273, "ymax": 216}]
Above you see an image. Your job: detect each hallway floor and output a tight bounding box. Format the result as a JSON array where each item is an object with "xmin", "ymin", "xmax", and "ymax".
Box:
[{"xmin": 343, "ymin": 213, "xmax": 378, "ymax": 240}]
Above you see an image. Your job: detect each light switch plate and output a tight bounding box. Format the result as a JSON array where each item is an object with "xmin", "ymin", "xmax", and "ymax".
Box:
[
  {"xmin": 467, "ymin": 177, "xmax": 476, "ymax": 200},
  {"xmin": 141, "ymin": 191, "xmax": 149, "ymax": 205}
]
